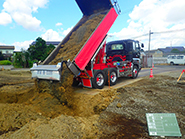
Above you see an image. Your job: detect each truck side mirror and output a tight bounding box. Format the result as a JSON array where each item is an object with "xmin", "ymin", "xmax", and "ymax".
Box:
[{"xmin": 141, "ymin": 43, "xmax": 144, "ymax": 48}]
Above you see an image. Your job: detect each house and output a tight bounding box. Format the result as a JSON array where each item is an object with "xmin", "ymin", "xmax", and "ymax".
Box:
[
  {"xmin": 0, "ymin": 45, "xmax": 15, "ymax": 60},
  {"xmin": 30, "ymin": 41, "xmax": 60, "ymax": 47},
  {"xmin": 145, "ymin": 49, "xmax": 163, "ymax": 57},
  {"xmin": 145, "ymin": 46, "xmax": 185, "ymax": 57},
  {"xmin": 158, "ymin": 46, "xmax": 185, "ymax": 57}
]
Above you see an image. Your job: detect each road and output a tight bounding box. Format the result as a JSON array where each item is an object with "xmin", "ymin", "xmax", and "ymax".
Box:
[{"xmin": 139, "ymin": 65, "xmax": 185, "ymax": 78}]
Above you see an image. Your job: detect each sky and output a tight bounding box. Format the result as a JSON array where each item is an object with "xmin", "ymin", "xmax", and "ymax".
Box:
[{"xmin": 0, "ymin": 0, "xmax": 185, "ymax": 51}]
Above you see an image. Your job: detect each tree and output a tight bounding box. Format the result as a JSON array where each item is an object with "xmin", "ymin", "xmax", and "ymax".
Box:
[
  {"xmin": 0, "ymin": 51, "xmax": 4, "ymax": 60},
  {"xmin": 28, "ymin": 37, "xmax": 47, "ymax": 62},
  {"xmin": 171, "ymin": 49, "xmax": 180, "ymax": 53},
  {"xmin": 13, "ymin": 52, "xmax": 24, "ymax": 68},
  {"xmin": 47, "ymin": 44, "xmax": 55, "ymax": 56},
  {"xmin": 27, "ymin": 37, "xmax": 55, "ymax": 62},
  {"xmin": 13, "ymin": 37, "xmax": 55, "ymax": 68}
]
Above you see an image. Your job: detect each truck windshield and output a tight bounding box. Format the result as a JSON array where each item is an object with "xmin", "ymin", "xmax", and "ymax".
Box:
[{"xmin": 111, "ymin": 44, "xmax": 124, "ymax": 50}]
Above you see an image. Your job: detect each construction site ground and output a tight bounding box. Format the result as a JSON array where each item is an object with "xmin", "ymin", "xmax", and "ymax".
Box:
[{"xmin": 0, "ymin": 66, "xmax": 185, "ymax": 139}]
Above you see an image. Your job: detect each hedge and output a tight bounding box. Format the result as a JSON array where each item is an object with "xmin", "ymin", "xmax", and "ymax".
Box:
[{"xmin": 0, "ymin": 60, "xmax": 12, "ymax": 65}]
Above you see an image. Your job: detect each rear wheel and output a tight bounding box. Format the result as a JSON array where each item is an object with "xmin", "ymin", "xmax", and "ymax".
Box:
[
  {"xmin": 107, "ymin": 69, "xmax": 117, "ymax": 86},
  {"xmin": 131, "ymin": 65, "xmax": 138, "ymax": 79},
  {"xmin": 92, "ymin": 70, "xmax": 105, "ymax": 89}
]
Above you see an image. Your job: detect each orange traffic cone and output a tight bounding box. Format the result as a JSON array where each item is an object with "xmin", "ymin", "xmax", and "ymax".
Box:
[
  {"xmin": 152, "ymin": 63, "xmax": 154, "ymax": 68},
  {"xmin": 150, "ymin": 68, "xmax": 153, "ymax": 78}
]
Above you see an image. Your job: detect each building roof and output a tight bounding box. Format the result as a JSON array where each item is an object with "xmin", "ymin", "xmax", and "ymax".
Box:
[
  {"xmin": 30, "ymin": 41, "xmax": 61, "ymax": 46},
  {"xmin": 0, "ymin": 45, "xmax": 15, "ymax": 50},
  {"xmin": 158, "ymin": 46, "xmax": 185, "ymax": 53},
  {"xmin": 145, "ymin": 49, "xmax": 162, "ymax": 54}
]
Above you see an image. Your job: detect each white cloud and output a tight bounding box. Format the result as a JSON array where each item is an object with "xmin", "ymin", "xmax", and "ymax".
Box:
[
  {"xmin": 41, "ymin": 27, "xmax": 73, "ymax": 41},
  {"xmin": 0, "ymin": 12, "xmax": 12, "ymax": 25},
  {"xmin": 1, "ymin": 0, "xmax": 49, "ymax": 31},
  {"xmin": 62, "ymin": 26, "xmax": 73, "ymax": 36},
  {"xmin": 41, "ymin": 29, "xmax": 63, "ymax": 41},
  {"xmin": 112, "ymin": 0, "xmax": 185, "ymax": 50},
  {"xmin": 13, "ymin": 40, "xmax": 33, "ymax": 51},
  {"xmin": 12, "ymin": 12, "xmax": 41, "ymax": 31},
  {"xmin": 9, "ymin": 27, "xmax": 74, "ymax": 51},
  {"xmin": 56, "ymin": 23, "xmax": 63, "ymax": 26}
]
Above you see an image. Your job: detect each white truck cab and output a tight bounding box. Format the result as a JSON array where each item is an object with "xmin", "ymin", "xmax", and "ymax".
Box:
[{"xmin": 167, "ymin": 55, "xmax": 185, "ymax": 65}]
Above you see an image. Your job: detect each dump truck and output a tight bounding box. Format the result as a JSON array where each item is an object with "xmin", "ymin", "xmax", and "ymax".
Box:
[{"xmin": 30, "ymin": 0, "xmax": 144, "ymax": 89}]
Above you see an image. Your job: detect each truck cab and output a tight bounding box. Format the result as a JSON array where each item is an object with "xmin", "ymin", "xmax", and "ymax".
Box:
[
  {"xmin": 106, "ymin": 39, "xmax": 144, "ymax": 69},
  {"xmin": 106, "ymin": 39, "xmax": 143, "ymax": 59}
]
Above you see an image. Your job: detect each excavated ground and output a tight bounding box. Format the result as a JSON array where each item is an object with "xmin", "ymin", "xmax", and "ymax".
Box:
[{"xmin": 0, "ymin": 69, "xmax": 185, "ymax": 139}]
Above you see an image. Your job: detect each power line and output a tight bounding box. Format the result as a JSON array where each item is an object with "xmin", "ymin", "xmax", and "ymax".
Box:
[
  {"xmin": 131, "ymin": 28, "xmax": 185, "ymax": 39},
  {"xmin": 153, "ymin": 28, "xmax": 185, "ymax": 34}
]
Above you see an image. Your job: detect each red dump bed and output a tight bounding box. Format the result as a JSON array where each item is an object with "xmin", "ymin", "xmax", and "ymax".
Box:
[{"xmin": 74, "ymin": 8, "xmax": 118, "ymax": 70}]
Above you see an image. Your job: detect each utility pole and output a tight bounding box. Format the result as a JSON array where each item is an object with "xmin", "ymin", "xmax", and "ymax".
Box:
[{"xmin": 148, "ymin": 30, "xmax": 153, "ymax": 56}]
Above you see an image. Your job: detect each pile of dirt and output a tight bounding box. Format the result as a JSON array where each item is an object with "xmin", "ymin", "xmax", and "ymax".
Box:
[
  {"xmin": 1, "ymin": 70, "xmax": 185, "ymax": 138},
  {"xmin": 0, "ymin": 70, "xmax": 119, "ymax": 138}
]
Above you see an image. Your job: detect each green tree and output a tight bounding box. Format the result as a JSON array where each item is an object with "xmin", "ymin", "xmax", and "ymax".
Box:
[
  {"xmin": 27, "ymin": 37, "xmax": 55, "ymax": 62},
  {"xmin": 0, "ymin": 51, "xmax": 4, "ymax": 60},
  {"xmin": 171, "ymin": 49, "xmax": 180, "ymax": 53},
  {"xmin": 13, "ymin": 37, "xmax": 55, "ymax": 68},
  {"xmin": 28, "ymin": 37, "xmax": 47, "ymax": 61},
  {"xmin": 13, "ymin": 52, "xmax": 24, "ymax": 68},
  {"xmin": 47, "ymin": 44, "xmax": 55, "ymax": 56}
]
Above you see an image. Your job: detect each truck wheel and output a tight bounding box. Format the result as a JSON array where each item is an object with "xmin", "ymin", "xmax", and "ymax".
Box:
[
  {"xmin": 92, "ymin": 70, "xmax": 105, "ymax": 89},
  {"xmin": 131, "ymin": 65, "xmax": 138, "ymax": 79},
  {"xmin": 107, "ymin": 69, "xmax": 117, "ymax": 86}
]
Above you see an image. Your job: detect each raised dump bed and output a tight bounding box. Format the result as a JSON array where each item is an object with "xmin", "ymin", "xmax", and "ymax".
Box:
[{"xmin": 31, "ymin": 0, "xmax": 121, "ymax": 83}]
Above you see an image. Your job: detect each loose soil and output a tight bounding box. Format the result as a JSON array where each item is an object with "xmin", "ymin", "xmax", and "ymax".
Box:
[
  {"xmin": 0, "ymin": 69, "xmax": 185, "ymax": 139},
  {"xmin": 35, "ymin": 12, "xmax": 108, "ymax": 108}
]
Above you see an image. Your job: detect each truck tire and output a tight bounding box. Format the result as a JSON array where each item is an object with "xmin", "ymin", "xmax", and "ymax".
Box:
[
  {"xmin": 92, "ymin": 70, "xmax": 105, "ymax": 89},
  {"xmin": 107, "ymin": 69, "xmax": 117, "ymax": 86},
  {"xmin": 131, "ymin": 65, "xmax": 138, "ymax": 79}
]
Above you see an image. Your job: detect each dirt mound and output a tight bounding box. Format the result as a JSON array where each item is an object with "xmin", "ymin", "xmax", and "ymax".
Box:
[
  {"xmin": 1, "ymin": 70, "xmax": 185, "ymax": 138},
  {"xmin": 0, "ymin": 70, "xmax": 119, "ymax": 138},
  {"xmin": 5, "ymin": 115, "xmax": 100, "ymax": 139}
]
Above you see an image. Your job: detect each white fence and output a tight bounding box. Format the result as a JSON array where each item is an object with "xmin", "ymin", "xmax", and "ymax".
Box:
[
  {"xmin": 0, "ymin": 65, "xmax": 14, "ymax": 70},
  {"xmin": 153, "ymin": 57, "xmax": 167, "ymax": 64}
]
